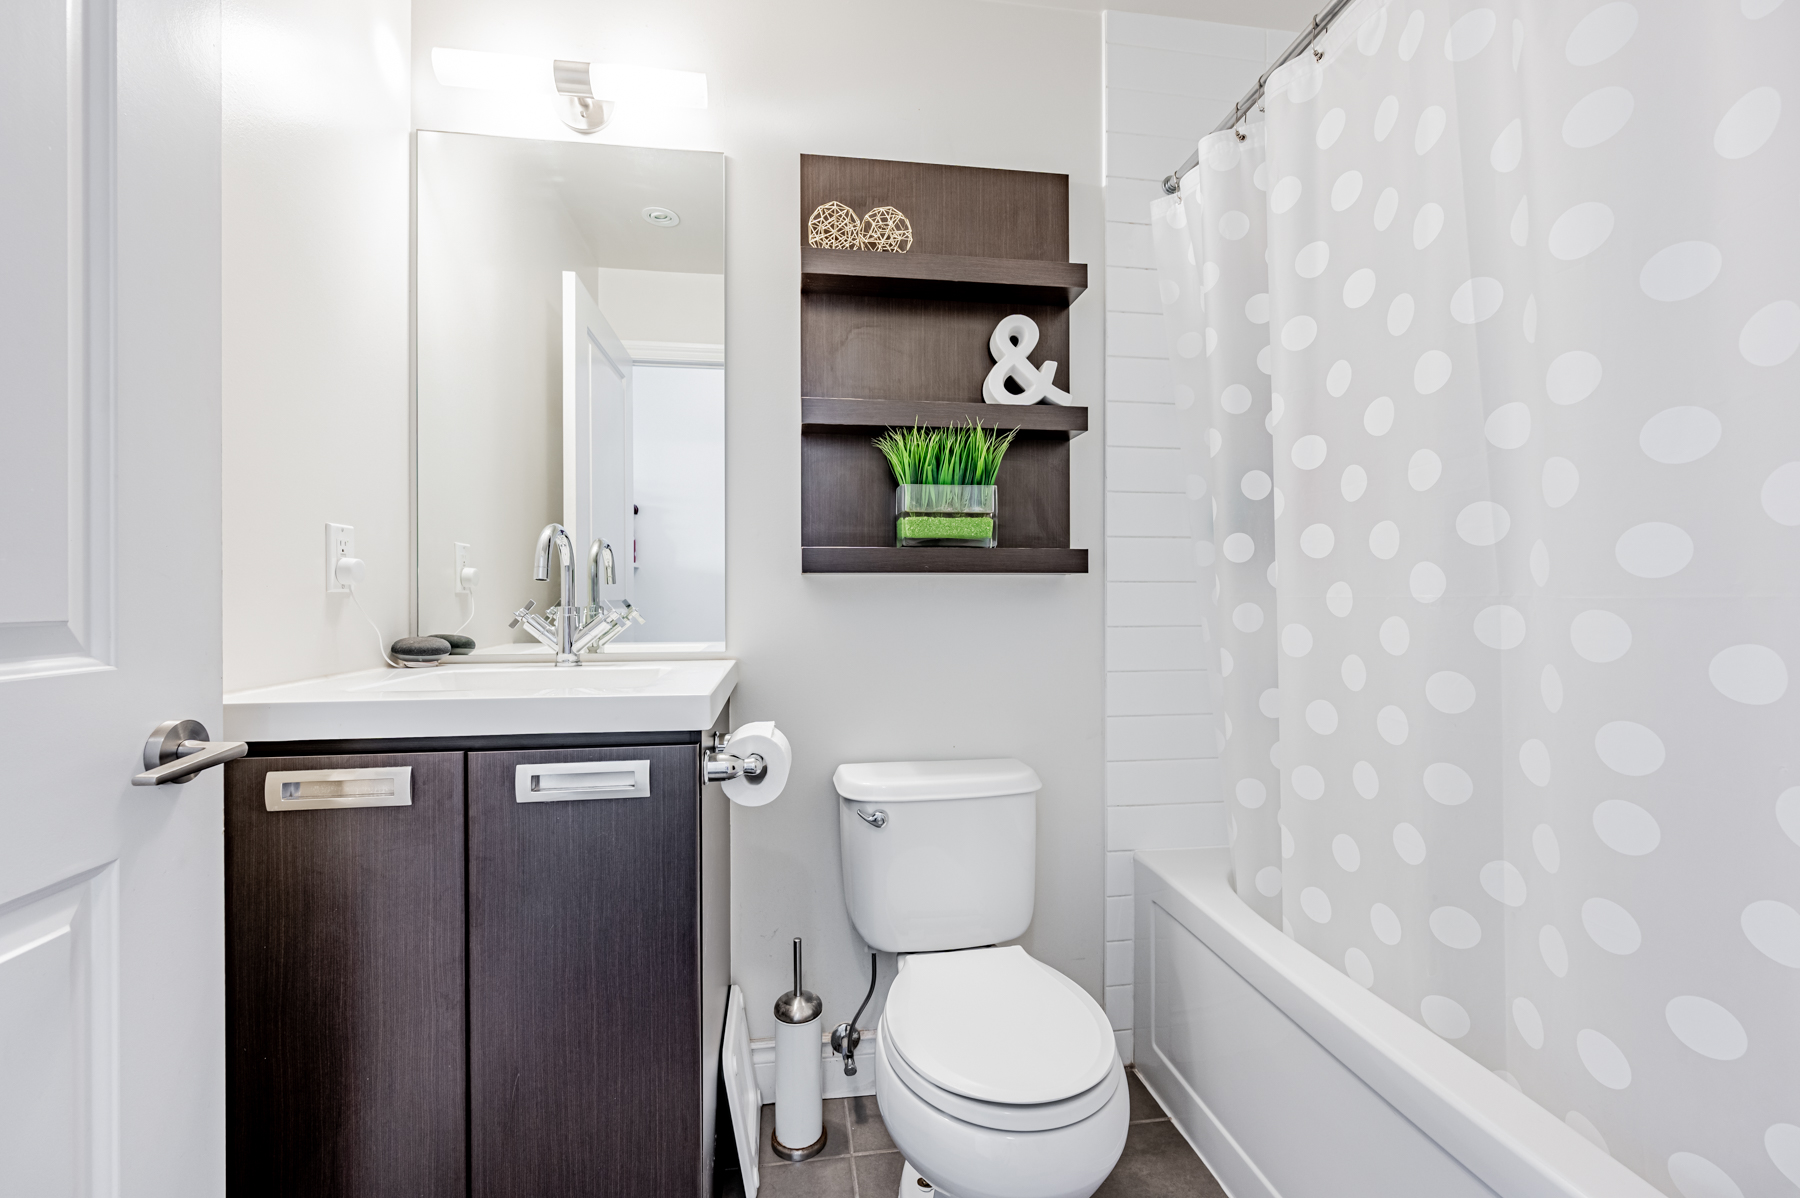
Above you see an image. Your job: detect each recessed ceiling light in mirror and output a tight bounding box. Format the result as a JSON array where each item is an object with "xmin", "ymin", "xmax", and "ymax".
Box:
[{"xmin": 642, "ymin": 206, "xmax": 681, "ymax": 228}]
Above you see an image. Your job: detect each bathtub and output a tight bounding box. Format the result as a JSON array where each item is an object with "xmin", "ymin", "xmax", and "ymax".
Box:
[{"xmin": 1132, "ymin": 849, "xmax": 1665, "ymax": 1198}]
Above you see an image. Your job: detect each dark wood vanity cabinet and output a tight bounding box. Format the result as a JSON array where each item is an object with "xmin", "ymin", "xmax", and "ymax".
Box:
[
  {"xmin": 225, "ymin": 751, "xmax": 467, "ymax": 1198},
  {"xmin": 225, "ymin": 731, "xmax": 730, "ymax": 1198},
  {"xmin": 468, "ymin": 745, "xmax": 702, "ymax": 1198}
]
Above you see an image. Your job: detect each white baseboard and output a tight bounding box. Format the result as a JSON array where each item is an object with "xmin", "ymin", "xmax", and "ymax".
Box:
[{"xmin": 749, "ymin": 1027, "xmax": 880, "ymax": 1101}]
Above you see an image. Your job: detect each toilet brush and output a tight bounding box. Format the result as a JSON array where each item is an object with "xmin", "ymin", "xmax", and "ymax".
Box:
[{"xmin": 772, "ymin": 937, "xmax": 826, "ymax": 1161}]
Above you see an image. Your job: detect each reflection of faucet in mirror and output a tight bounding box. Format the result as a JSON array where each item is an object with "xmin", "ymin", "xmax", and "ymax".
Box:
[
  {"xmin": 510, "ymin": 523, "xmax": 644, "ymax": 665},
  {"xmin": 585, "ymin": 538, "xmax": 615, "ymax": 624}
]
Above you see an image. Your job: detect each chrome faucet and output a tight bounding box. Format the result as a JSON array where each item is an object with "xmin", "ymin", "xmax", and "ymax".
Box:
[
  {"xmin": 585, "ymin": 538, "xmax": 616, "ymax": 624},
  {"xmin": 510, "ymin": 523, "xmax": 644, "ymax": 666}
]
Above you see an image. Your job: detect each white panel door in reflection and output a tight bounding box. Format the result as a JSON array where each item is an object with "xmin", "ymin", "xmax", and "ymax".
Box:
[
  {"xmin": 563, "ymin": 271, "xmax": 634, "ymax": 608},
  {"xmin": 625, "ymin": 364, "xmax": 726, "ymax": 647}
]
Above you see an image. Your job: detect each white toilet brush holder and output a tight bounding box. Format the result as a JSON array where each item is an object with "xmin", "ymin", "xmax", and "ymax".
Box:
[{"xmin": 772, "ymin": 937, "xmax": 826, "ymax": 1161}]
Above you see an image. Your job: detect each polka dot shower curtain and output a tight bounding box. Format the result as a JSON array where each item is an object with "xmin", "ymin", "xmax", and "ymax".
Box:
[{"xmin": 1149, "ymin": 1, "xmax": 1799, "ymax": 1193}]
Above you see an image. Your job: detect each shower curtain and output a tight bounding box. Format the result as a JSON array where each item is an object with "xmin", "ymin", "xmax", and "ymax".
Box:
[{"xmin": 1149, "ymin": 1, "xmax": 1798, "ymax": 1193}]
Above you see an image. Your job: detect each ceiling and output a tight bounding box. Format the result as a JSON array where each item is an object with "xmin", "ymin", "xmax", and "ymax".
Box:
[{"xmin": 997, "ymin": 0, "xmax": 1312, "ymax": 30}]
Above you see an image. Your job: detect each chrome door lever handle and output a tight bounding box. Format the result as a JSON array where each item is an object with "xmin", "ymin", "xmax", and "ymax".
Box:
[
  {"xmin": 133, "ymin": 719, "xmax": 248, "ymax": 786},
  {"xmin": 855, "ymin": 808, "xmax": 888, "ymax": 829}
]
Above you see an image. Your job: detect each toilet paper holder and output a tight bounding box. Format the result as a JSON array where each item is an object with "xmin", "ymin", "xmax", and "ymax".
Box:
[{"xmin": 704, "ymin": 730, "xmax": 768, "ymax": 784}]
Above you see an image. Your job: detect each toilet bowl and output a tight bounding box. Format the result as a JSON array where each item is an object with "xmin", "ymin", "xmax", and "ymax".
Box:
[
  {"xmin": 833, "ymin": 760, "xmax": 1127, "ymax": 1198},
  {"xmin": 872, "ymin": 946, "xmax": 1127, "ymax": 1198}
]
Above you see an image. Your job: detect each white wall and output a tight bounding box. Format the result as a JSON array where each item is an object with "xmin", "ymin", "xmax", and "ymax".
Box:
[
  {"xmin": 222, "ymin": 0, "xmax": 412, "ymax": 692},
  {"xmin": 411, "ymin": 0, "xmax": 1107, "ymax": 1041},
  {"xmin": 1101, "ymin": 9, "xmax": 1289, "ymax": 1061}
]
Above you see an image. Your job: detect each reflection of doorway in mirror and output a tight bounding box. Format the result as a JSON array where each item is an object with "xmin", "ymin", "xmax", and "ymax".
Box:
[
  {"xmin": 562, "ymin": 272, "xmax": 633, "ymax": 612},
  {"xmin": 621, "ymin": 363, "xmax": 725, "ymax": 646}
]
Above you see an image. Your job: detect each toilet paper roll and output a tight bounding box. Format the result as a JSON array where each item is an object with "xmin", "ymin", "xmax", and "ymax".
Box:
[{"xmin": 722, "ymin": 721, "xmax": 790, "ymax": 807}]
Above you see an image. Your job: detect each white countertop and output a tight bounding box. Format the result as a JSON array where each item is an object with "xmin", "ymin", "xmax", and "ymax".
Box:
[{"xmin": 224, "ymin": 659, "xmax": 738, "ymax": 742}]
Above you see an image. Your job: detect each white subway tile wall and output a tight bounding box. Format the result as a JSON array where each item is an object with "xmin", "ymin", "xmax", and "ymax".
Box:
[{"xmin": 1101, "ymin": 10, "xmax": 1289, "ymax": 1061}]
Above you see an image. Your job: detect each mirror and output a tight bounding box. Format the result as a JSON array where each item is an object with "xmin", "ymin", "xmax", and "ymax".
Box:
[{"xmin": 414, "ymin": 132, "xmax": 725, "ymax": 655}]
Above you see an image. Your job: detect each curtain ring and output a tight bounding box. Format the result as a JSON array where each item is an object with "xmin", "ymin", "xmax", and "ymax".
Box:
[{"xmin": 1313, "ymin": 47, "xmax": 1324, "ymax": 60}]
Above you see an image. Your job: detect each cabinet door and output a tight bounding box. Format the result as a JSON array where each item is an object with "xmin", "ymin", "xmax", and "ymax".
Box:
[
  {"xmin": 468, "ymin": 745, "xmax": 701, "ymax": 1198},
  {"xmin": 225, "ymin": 753, "xmax": 466, "ymax": 1198}
]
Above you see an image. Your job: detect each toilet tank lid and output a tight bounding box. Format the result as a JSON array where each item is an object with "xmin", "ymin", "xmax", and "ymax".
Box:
[{"xmin": 833, "ymin": 758, "xmax": 1041, "ymax": 802}]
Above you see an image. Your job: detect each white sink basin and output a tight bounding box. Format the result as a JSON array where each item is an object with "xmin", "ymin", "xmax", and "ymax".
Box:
[{"xmin": 224, "ymin": 659, "xmax": 737, "ymax": 742}]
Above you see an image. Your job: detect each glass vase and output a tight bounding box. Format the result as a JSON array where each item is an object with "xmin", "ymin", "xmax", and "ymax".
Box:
[{"xmin": 894, "ymin": 484, "xmax": 998, "ymax": 548}]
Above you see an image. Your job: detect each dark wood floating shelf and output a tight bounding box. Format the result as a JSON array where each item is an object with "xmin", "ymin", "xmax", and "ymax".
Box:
[
  {"xmin": 801, "ymin": 247, "xmax": 1088, "ymax": 306},
  {"xmin": 802, "ymin": 396, "xmax": 1089, "ymax": 437},
  {"xmin": 800, "ymin": 155, "xmax": 1086, "ymax": 577},
  {"xmin": 803, "ymin": 547, "xmax": 1089, "ymax": 574}
]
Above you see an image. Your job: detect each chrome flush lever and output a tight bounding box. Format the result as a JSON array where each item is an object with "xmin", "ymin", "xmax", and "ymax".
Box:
[
  {"xmin": 133, "ymin": 720, "xmax": 247, "ymax": 786},
  {"xmin": 855, "ymin": 808, "xmax": 888, "ymax": 829}
]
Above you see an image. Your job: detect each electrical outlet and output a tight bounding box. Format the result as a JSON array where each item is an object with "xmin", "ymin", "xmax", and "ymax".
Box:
[
  {"xmin": 325, "ymin": 523, "xmax": 355, "ymax": 593},
  {"xmin": 454, "ymin": 542, "xmax": 473, "ymax": 593}
]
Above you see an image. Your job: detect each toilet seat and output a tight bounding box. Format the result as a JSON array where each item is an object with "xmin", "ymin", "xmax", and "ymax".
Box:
[
  {"xmin": 881, "ymin": 1018, "xmax": 1124, "ymax": 1132},
  {"xmin": 883, "ymin": 946, "xmax": 1120, "ymax": 1131}
]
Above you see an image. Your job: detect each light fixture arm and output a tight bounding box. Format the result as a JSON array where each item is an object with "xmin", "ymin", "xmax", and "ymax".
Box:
[
  {"xmin": 552, "ymin": 62, "xmax": 613, "ymax": 135},
  {"xmin": 553, "ymin": 60, "xmax": 592, "ymax": 96}
]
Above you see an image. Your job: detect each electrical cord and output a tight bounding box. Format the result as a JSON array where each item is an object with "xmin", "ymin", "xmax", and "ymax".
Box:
[
  {"xmin": 346, "ymin": 582, "xmax": 402, "ymax": 668},
  {"xmin": 454, "ymin": 592, "xmax": 476, "ymax": 634}
]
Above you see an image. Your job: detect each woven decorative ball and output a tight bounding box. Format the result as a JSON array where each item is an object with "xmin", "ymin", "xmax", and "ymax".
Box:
[
  {"xmin": 859, "ymin": 206, "xmax": 913, "ymax": 253},
  {"xmin": 807, "ymin": 201, "xmax": 862, "ymax": 249}
]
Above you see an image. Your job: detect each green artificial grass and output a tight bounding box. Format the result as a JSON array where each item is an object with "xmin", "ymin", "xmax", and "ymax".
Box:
[
  {"xmin": 897, "ymin": 515, "xmax": 994, "ymax": 541},
  {"xmin": 874, "ymin": 419, "xmax": 1017, "ymax": 486}
]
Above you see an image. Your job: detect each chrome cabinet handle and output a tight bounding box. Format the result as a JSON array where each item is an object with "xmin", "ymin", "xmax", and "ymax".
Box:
[
  {"xmin": 133, "ymin": 720, "xmax": 247, "ymax": 786},
  {"xmin": 855, "ymin": 808, "xmax": 888, "ymax": 829},
  {"xmin": 516, "ymin": 760, "xmax": 651, "ymax": 803}
]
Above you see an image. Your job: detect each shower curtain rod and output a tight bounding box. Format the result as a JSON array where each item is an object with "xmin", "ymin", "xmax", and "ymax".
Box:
[{"xmin": 1159, "ymin": 0, "xmax": 1358, "ymax": 195}]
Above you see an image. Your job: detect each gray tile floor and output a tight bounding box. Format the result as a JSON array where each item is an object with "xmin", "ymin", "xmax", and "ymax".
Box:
[{"xmin": 733, "ymin": 1070, "xmax": 1224, "ymax": 1198}]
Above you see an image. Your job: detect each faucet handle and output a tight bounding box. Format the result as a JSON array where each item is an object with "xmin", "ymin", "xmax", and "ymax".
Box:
[{"xmin": 508, "ymin": 599, "xmax": 536, "ymax": 629}]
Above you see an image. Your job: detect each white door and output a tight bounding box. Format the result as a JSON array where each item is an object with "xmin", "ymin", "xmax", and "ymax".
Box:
[
  {"xmin": 0, "ymin": 0, "xmax": 225, "ymax": 1194},
  {"xmin": 562, "ymin": 272, "xmax": 634, "ymax": 609}
]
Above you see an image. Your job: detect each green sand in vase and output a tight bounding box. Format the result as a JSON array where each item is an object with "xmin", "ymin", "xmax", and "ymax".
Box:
[{"xmin": 896, "ymin": 514, "xmax": 995, "ymax": 542}]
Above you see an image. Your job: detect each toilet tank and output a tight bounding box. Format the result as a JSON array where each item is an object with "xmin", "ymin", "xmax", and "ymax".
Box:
[{"xmin": 834, "ymin": 758, "xmax": 1041, "ymax": 953}]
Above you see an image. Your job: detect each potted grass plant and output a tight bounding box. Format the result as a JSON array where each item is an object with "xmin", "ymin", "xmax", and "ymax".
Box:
[{"xmin": 874, "ymin": 420, "xmax": 1018, "ymax": 548}]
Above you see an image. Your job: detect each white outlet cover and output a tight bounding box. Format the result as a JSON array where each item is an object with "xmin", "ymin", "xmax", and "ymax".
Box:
[
  {"xmin": 325, "ymin": 523, "xmax": 354, "ymax": 592},
  {"xmin": 454, "ymin": 542, "xmax": 472, "ymax": 594}
]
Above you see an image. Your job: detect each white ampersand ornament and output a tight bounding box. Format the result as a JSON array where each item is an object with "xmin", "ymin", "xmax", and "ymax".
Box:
[{"xmin": 982, "ymin": 313, "xmax": 1073, "ymax": 406}]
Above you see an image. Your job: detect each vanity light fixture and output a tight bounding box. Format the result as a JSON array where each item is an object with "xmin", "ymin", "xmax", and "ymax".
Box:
[
  {"xmin": 641, "ymin": 206, "xmax": 680, "ymax": 227},
  {"xmin": 430, "ymin": 48, "xmax": 707, "ymax": 134}
]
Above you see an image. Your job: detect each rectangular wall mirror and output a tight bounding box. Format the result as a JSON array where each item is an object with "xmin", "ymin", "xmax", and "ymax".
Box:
[{"xmin": 415, "ymin": 132, "xmax": 725, "ymax": 655}]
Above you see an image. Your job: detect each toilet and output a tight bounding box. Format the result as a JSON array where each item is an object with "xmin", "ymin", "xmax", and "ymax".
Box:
[{"xmin": 834, "ymin": 759, "xmax": 1128, "ymax": 1198}]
